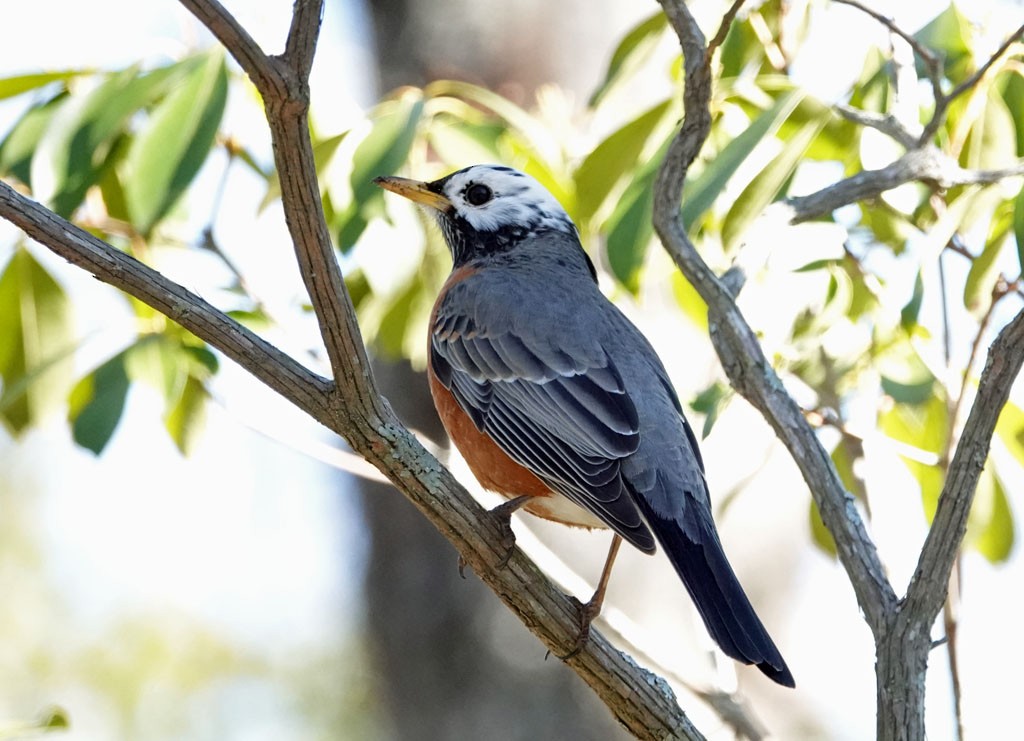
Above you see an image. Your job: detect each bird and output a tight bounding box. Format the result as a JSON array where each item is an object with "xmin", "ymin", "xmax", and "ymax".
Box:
[{"xmin": 374, "ymin": 164, "xmax": 794, "ymax": 687}]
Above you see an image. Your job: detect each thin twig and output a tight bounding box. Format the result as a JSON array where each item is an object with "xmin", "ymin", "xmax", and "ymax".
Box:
[
  {"xmin": 706, "ymin": 0, "xmax": 748, "ymax": 63},
  {"xmin": 922, "ymin": 22, "xmax": 1024, "ymax": 144},
  {"xmin": 833, "ymin": 0, "xmax": 943, "ymax": 100},
  {"xmin": 834, "ymin": 104, "xmax": 919, "ymax": 149}
]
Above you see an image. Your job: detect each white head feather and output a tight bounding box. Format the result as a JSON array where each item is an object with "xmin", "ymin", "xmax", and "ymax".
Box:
[{"xmin": 437, "ymin": 165, "xmax": 576, "ymax": 235}]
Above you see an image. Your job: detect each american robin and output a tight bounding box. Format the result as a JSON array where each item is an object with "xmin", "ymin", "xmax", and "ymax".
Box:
[{"xmin": 375, "ymin": 165, "xmax": 794, "ymax": 687}]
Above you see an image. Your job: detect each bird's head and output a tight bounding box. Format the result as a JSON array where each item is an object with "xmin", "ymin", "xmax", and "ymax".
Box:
[{"xmin": 375, "ymin": 165, "xmax": 580, "ymax": 268}]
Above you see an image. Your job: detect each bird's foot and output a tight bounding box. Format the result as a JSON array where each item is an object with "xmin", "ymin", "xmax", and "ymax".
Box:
[
  {"xmin": 553, "ymin": 596, "xmax": 603, "ymax": 661},
  {"xmin": 457, "ymin": 494, "xmax": 532, "ymax": 577}
]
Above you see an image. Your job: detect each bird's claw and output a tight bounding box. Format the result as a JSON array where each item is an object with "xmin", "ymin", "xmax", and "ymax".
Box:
[
  {"xmin": 488, "ymin": 495, "xmax": 530, "ymax": 569},
  {"xmin": 553, "ymin": 596, "xmax": 601, "ymax": 661}
]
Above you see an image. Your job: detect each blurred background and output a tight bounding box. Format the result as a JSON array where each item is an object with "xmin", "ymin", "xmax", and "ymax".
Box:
[{"xmin": 2, "ymin": 1, "xmax": 1023, "ymax": 739}]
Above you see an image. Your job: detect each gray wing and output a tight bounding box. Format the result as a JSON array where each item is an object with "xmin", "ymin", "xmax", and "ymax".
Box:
[{"xmin": 431, "ymin": 306, "xmax": 656, "ymax": 553}]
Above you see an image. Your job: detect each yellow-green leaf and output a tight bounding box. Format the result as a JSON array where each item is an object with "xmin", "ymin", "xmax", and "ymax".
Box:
[
  {"xmin": 589, "ymin": 12, "xmax": 668, "ymax": 108},
  {"xmin": 574, "ymin": 100, "xmax": 672, "ymax": 224},
  {"xmin": 0, "ymin": 249, "xmax": 74, "ymax": 432},
  {"xmin": 165, "ymin": 374, "xmax": 209, "ymax": 456},
  {"xmin": 723, "ymin": 117, "xmax": 823, "ymax": 251},
  {"xmin": 969, "ymin": 465, "xmax": 1015, "ymax": 563},
  {"xmin": 338, "ymin": 91, "xmax": 424, "ymax": 251},
  {"xmin": 995, "ymin": 399, "xmax": 1024, "ymax": 468},
  {"xmin": 33, "ymin": 61, "xmax": 192, "ymax": 217},
  {"xmin": 123, "ymin": 52, "xmax": 228, "ymax": 235},
  {"xmin": 681, "ymin": 90, "xmax": 803, "ymax": 231}
]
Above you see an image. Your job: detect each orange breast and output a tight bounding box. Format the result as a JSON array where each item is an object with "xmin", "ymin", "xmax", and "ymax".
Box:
[{"xmin": 428, "ymin": 266, "xmax": 602, "ymax": 530}]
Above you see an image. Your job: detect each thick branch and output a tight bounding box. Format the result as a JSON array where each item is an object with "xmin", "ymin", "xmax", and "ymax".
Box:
[
  {"xmin": 0, "ymin": 181, "xmax": 334, "ymax": 422},
  {"xmin": 0, "ymin": 183, "xmax": 703, "ymax": 741},
  {"xmin": 173, "ymin": 1, "xmax": 707, "ymax": 737},
  {"xmin": 654, "ymin": 0, "xmax": 897, "ymax": 634},
  {"xmin": 906, "ymin": 307, "xmax": 1024, "ymax": 622},
  {"xmin": 181, "ymin": 0, "xmax": 357, "ymax": 397},
  {"xmin": 1, "ymin": 1, "xmax": 713, "ymax": 736}
]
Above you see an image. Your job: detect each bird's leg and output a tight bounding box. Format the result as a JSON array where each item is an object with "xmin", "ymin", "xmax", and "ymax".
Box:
[
  {"xmin": 561, "ymin": 534, "xmax": 623, "ymax": 660},
  {"xmin": 458, "ymin": 494, "xmax": 533, "ymax": 577}
]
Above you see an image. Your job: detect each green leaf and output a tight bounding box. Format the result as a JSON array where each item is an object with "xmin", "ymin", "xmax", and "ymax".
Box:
[
  {"xmin": 124, "ymin": 334, "xmax": 183, "ymax": 400},
  {"xmin": 428, "ymin": 81, "xmax": 549, "ymax": 153},
  {"xmin": 373, "ymin": 276, "xmax": 425, "ymax": 359},
  {"xmin": 426, "ymin": 117, "xmax": 505, "ymax": 167},
  {"xmin": 338, "ymin": 91, "xmax": 424, "ymax": 251},
  {"xmin": 963, "ymin": 230, "xmax": 1007, "ymax": 317},
  {"xmin": 970, "ymin": 465, "xmax": 1015, "ymax": 563},
  {"xmin": 681, "ymin": 90, "xmax": 804, "ymax": 230},
  {"xmin": 914, "ymin": 4, "xmax": 974, "ymax": 83},
  {"xmin": 1001, "ymin": 69, "xmax": 1024, "ymax": 156},
  {"xmin": 809, "ymin": 498, "xmax": 837, "ymax": 557},
  {"xmin": 0, "ymin": 94, "xmax": 64, "ymax": 186},
  {"xmin": 0, "ymin": 249, "xmax": 74, "ymax": 433},
  {"xmin": 995, "ymin": 400, "xmax": 1024, "ymax": 468},
  {"xmin": 605, "ymin": 166, "xmax": 658, "ymax": 293},
  {"xmin": 879, "ymin": 344, "xmax": 936, "ymax": 405},
  {"xmin": 722, "ymin": 117, "xmax": 823, "ymax": 250},
  {"xmin": 671, "ymin": 271, "xmax": 709, "ymax": 332},
  {"xmin": 123, "ymin": 51, "xmax": 228, "ymax": 235},
  {"xmin": 901, "ymin": 271, "xmax": 925, "ymax": 329},
  {"xmin": 589, "ymin": 12, "xmax": 668, "ymax": 108},
  {"xmin": 720, "ymin": 16, "xmax": 762, "ymax": 79},
  {"xmin": 1014, "ymin": 185, "xmax": 1024, "ymax": 275},
  {"xmin": 962, "ymin": 87, "xmax": 1016, "ymax": 171},
  {"xmin": 848, "ymin": 48, "xmax": 890, "ymax": 114},
  {"xmin": 68, "ymin": 351, "xmax": 131, "ymax": 455},
  {"xmin": 165, "ymin": 374, "xmax": 209, "ymax": 456},
  {"xmin": 0, "ymin": 70, "xmax": 85, "ymax": 99},
  {"xmin": 33, "ymin": 61, "xmax": 193, "ymax": 217},
  {"xmin": 573, "ymin": 100, "xmax": 671, "ymax": 224},
  {"xmin": 689, "ymin": 381, "xmax": 731, "ymax": 438},
  {"xmin": 879, "ymin": 395, "xmax": 948, "ymax": 519}
]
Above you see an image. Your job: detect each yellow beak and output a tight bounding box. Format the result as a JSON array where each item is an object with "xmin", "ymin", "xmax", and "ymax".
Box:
[{"xmin": 374, "ymin": 175, "xmax": 451, "ymax": 211}]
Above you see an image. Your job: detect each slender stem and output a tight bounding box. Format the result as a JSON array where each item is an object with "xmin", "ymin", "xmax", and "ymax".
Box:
[{"xmin": 706, "ymin": 0, "xmax": 748, "ymax": 62}]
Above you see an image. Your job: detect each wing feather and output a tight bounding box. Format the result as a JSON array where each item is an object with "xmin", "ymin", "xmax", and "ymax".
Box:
[{"xmin": 433, "ymin": 306, "xmax": 654, "ymax": 552}]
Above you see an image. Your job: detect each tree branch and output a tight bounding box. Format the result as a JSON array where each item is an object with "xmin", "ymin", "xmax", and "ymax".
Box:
[
  {"xmin": 833, "ymin": 0, "xmax": 944, "ymax": 104},
  {"xmin": 906, "ymin": 307, "xmax": 1024, "ymax": 623},
  {"xmin": 654, "ymin": 0, "xmax": 897, "ymax": 634},
  {"xmin": 0, "ymin": 181, "xmax": 704, "ymax": 741},
  {"xmin": 785, "ymin": 147, "xmax": 1024, "ymax": 223},
  {"xmin": 706, "ymin": 0, "xmax": 748, "ymax": 62},
  {"xmin": 924, "ymin": 21, "xmax": 1024, "ymax": 144},
  {"xmin": 177, "ymin": 0, "xmax": 284, "ymax": 97},
  {"xmin": 834, "ymin": 104, "xmax": 919, "ymax": 149},
  {"xmin": 0, "ymin": 181, "xmax": 335, "ymax": 423},
  {"xmin": 0, "ymin": 1, "xmax": 712, "ymax": 737}
]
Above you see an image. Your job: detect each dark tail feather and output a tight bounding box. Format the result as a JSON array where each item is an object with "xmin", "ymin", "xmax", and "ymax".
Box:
[{"xmin": 636, "ymin": 500, "xmax": 795, "ymax": 687}]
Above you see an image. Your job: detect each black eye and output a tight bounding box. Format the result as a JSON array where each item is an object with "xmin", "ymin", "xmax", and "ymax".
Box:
[{"xmin": 465, "ymin": 183, "xmax": 493, "ymax": 206}]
